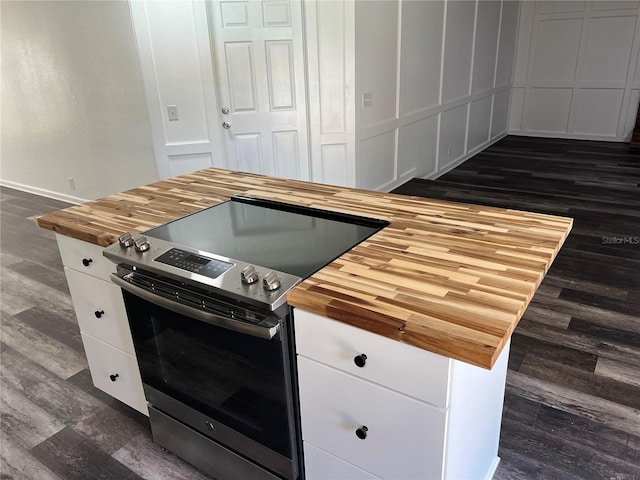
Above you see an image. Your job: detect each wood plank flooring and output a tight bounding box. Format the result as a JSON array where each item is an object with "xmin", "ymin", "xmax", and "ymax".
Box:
[
  {"xmin": 393, "ymin": 136, "xmax": 640, "ymax": 480},
  {"xmin": 1, "ymin": 135, "xmax": 639, "ymax": 479},
  {"xmin": 0, "ymin": 189, "xmax": 213, "ymax": 480}
]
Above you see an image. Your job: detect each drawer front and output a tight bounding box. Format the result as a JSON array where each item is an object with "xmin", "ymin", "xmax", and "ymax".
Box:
[
  {"xmin": 304, "ymin": 443, "xmax": 382, "ymax": 480},
  {"xmin": 65, "ymin": 268, "xmax": 134, "ymax": 355},
  {"xmin": 81, "ymin": 333, "xmax": 148, "ymax": 416},
  {"xmin": 56, "ymin": 234, "xmax": 116, "ymax": 281},
  {"xmin": 294, "ymin": 309, "xmax": 450, "ymax": 408},
  {"xmin": 298, "ymin": 357, "xmax": 446, "ymax": 480}
]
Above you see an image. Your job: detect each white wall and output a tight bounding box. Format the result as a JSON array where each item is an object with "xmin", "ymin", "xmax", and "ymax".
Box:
[
  {"xmin": 354, "ymin": 0, "xmax": 520, "ymax": 192},
  {"xmin": 509, "ymin": 1, "xmax": 640, "ymax": 141},
  {"xmin": 0, "ymin": 1, "xmax": 158, "ymax": 203}
]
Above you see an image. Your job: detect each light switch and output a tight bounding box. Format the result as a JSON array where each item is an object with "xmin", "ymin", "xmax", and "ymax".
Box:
[
  {"xmin": 167, "ymin": 105, "xmax": 179, "ymax": 121},
  {"xmin": 362, "ymin": 92, "xmax": 373, "ymax": 108}
]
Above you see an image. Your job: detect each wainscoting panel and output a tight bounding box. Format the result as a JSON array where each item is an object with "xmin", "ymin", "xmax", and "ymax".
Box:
[{"xmin": 510, "ymin": 1, "xmax": 640, "ymax": 141}]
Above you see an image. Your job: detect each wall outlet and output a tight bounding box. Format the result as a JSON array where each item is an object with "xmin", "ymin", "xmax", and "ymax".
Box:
[
  {"xmin": 68, "ymin": 177, "xmax": 76, "ymax": 190},
  {"xmin": 167, "ymin": 105, "xmax": 179, "ymax": 121},
  {"xmin": 362, "ymin": 92, "xmax": 373, "ymax": 108}
]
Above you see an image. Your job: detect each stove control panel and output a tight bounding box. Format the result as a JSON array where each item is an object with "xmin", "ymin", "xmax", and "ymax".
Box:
[
  {"xmin": 155, "ymin": 248, "xmax": 233, "ymax": 279},
  {"xmin": 134, "ymin": 235, "xmax": 150, "ymax": 253},
  {"xmin": 240, "ymin": 265, "xmax": 259, "ymax": 285},
  {"xmin": 262, "ymin": 271, "xmax": 282, "ymax": 291},
  {"xmin": 104, "ymin": 232, "xmax": 301, "ymax": 310},
  {"xmin": 118, "ymin": 232, "xmax": 135, "ymax": 248}
]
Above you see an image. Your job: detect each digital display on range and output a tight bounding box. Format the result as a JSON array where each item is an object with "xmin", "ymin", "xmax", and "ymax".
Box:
[
  {"xmin": 155, "ymin": 248, "xmax": 233, "ymax": 279},
  {"xmin": 185, "ymin": 254, "xmax": 210, "ymax": 265}
]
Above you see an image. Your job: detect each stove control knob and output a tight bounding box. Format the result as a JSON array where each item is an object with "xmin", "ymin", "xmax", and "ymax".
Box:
[
  {"xmin": 240, "ymin": 265, "xmax": 259, "ymax": 285},
  {"xmin": 263, "ymin": 271, "xmax": 281, "ymax": 291},
  {"xmin": 118, "ymin": 232, "xmax": 134, "ymax": 248},
  {"xmin": 134, "ymin": 236, "xmax": 150, "ymax": 253}
]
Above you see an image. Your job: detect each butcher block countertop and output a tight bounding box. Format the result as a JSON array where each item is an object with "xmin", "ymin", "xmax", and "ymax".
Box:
[{"xmin": 36, "ymin": 168, "xmax": 572, "ymax": 369}]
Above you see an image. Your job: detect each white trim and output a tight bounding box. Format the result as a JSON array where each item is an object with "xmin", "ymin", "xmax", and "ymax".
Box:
[
  {"xmin": 0, "ymin": 179, "xmax": 88, "ymax": 205},
  {"xmin": 425, "ymin": 131, "xmax": 509, "ymax": 181},
  {"xmin": 508, "ymin": 131, "xmax": 622, "ymax": 142},
  {"xmin": 486, "ymin": 457, "xmax": 501, "ymax": 480},
  {"xmin": 509, "ymin": 1, "xmax": 640, "ymax": 141}
]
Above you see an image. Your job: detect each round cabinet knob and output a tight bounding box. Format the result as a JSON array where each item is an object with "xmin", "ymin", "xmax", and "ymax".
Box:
[
  {"xmin": 262, "ymin": 271, "xmax": 281, "ymax": 291},
  {"xmin": 222, "ymin": 121, "xmax": 231, "ymax": 129},
  {"xmin": 355, "ymin": 426, "xmax": 368, "ymax": 440},
  {"xmin": 109, "ymin": 374, "xmax": 119, "ymax": 382},
  {"xmin": 240, "ymin": 265, "xmax": 259, "ymax": 285},
  {"xmin": 134, "ymin": 235, "xmax": 150, "ymax": 252},
  {"xmin": 354, "ymin": 353, "xmax": 367, "ymax": 368},
  {"xmin": 118, "ymin": 232, "xmax": 134, "ymax": 248},
  {"xmin": 221, "ymin": 106, "xmax": 230, "ymax": 114},
  {"xmin": 82, "ymin": 258, "xmax": 93, "ymax": 267},
  {"xmin": 205, "ymin": 421, "xmax": 215, "ymax": 431},
  {"xmin": 94, "ymin": 310, "xmax": 104, "ymax": 318}
]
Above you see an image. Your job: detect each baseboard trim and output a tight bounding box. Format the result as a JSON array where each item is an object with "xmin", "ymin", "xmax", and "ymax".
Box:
[
  {"xmin": 486, "ymin": 456, "xmax": 501, "ymax": 480},
  {"xmin": 0, "ymin": 179, "xmax": 88, "ymax": 205},
  {"xmin": 422, "ymin": 131, "xmax": 509, "ymax": 181},
  {"xmin": 507, "ymin": 131, "xmax": 624, "ymax": 143}
]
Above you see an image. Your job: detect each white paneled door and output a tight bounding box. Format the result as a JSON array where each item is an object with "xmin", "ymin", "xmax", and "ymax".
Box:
[{"xmin": 208, "ymin": 0, "xmax": 310, "ymax": 180}]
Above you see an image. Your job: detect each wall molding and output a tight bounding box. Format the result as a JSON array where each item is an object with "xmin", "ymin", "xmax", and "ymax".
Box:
[
  {"xmin": 353, "ymin": 0, "xmax": 519, "ymax": 192},
  {"xmin": 428, "ymin": 131, "xmax": 509, "ymax": 181},
  {"xmin": 509, "ymin": 1, "xmax": 640, "ymax": 141},
  {"xmin": 130, "ymin": 0, "xmax": 223, "ymax": 180}
]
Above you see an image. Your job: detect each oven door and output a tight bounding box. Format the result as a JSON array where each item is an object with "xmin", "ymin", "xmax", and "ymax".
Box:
[{"xmin": 113, "ymin": 272, "xmax": 298, "ymax": 479}]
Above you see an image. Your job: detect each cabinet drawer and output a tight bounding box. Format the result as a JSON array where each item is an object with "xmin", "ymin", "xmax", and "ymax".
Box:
[
  {"xmin": 81, "ymin": 333, "xmax": 148, "ymax": 416},
  {"xmin": 294, "ymin": 309, "xmax": 450, "ymax": 408},
  {"xmin": 65, "ymin": 268, "xmax": 134, "ymax": 355},
  {"xmin": 298, "ymin": 357, "xmax": 446, "ymax": 480},
  {"xmin": 56, "ymin": 234, "xmax": 116, "ymax": 281},
  {"xmin": 304, "ymin": 443, "xmax": 382, "ymax": 480}
]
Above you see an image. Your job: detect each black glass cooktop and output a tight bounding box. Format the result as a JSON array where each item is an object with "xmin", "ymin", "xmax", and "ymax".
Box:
[{"xmin": 144, "ymin": 196, "xmax": 388, "ymax": 279}]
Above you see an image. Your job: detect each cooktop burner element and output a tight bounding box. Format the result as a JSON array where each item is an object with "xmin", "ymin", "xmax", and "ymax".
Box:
[{"xmin": 103, "ymin": 195, "xmax": 388, "ymax": 310}]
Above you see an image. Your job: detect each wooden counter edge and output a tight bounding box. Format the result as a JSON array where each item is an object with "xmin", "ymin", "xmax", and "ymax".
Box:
[
  {"xmin": 288, "ymin": 216, "xmax": 573, "ymax": 370},
  {"xmin": 32, "ymin": 168, "xmax": 574, "ymax": 369}
]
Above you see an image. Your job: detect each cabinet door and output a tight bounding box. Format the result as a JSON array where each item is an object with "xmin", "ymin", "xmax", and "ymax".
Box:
[
  {"xmin": 304, "ymin": 443, "xmax": 382, "ymax": 480},
  {"xmin": 81, "ymin": 333, "xmax": 148, "ymax": 416},
  {"xmin": 298, "ymin": 357, "xmax": 446, "ymax": 480},
  {"xmin": 65, "ymin": 268, "xmax": 135, "ymax": 355},
  {"xmin": 295, "ymin": 309, "xmax": 450, "ymax": 408},
  {"xmin": 56, "ymin": 234, "xmax": 116, "ymax": 281}
]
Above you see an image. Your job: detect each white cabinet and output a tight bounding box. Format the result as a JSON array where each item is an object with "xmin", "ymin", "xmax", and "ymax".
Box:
[
  {"xmin": 57, "ymin": 234, "xmax": 120, "ymax": 281},
  {"xmin": 303, "ymin": 443, "xmax": 382, "ymax": 480},
  {"xmin": 294, "ymin": 309, "xmax": 509, "ymax": 480},
  {"xmin": 56, "ymin": 234, "xmax": 148, "ymax": 415},
  {"xmin": 298, "ymin": 358, "xmax": 447, "ymax": 480},
  {"xmin": 294, "ymin": 309, "xmax": 450, "ymax": 408},
  {"xmin": 64, "ymin": 268, "xmax": 134, "ymax": 355},
  {"xmin": 81, "ymin": 333, "xmax": 146, "ymax": 411}
]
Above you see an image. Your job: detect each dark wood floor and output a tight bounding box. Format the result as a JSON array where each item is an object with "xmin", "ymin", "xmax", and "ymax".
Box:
[
  {"xmin": 0, "ymin": 190, "xmax": 213, "ymax": 479},
  {"xmin": 394, "ymin": 136, "xmax": 640, "ymax": 480},
  {"xmin": 1, "ymin": 135, "xmax": 639, "ymax": 479}
]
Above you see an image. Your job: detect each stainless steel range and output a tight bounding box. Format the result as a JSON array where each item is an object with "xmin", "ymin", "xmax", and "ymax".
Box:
[{"xmin": 103, "ymin": 195, "xmax": 388, "ymax": 480}]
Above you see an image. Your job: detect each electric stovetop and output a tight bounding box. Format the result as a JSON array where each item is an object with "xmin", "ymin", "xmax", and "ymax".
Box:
[{"xmin": 144, "ymin": 195, "xmax": 388, "ymax": 279}]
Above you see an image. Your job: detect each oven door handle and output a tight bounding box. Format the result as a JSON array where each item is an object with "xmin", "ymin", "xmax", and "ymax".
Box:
[{"xmin": 110, "ymin": 273, "xmax": 279, "ymax": 340}]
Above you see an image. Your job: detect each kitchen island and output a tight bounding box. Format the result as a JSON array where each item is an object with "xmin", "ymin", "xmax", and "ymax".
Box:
[{"xmin": 36, "ymin": 168, "xmax": 572, "ymax": 479}]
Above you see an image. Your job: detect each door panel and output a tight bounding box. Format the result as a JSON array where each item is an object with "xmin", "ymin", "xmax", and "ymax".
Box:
[
  {"xmin": 273, "ymin": 130, "xmax": 299, "ymax": 178},
  {"xmin": 209, "ymin": 0, "xmax": 309, "ymax": 180},
  {"xmin": 266, "ymin": 40, "xmax": 296, "ymax": 110},
  {"xmin": 226, "ymin": 42, "xmax": 258, "ymax": 111},
  {"xmin": 236, "ymin": 133, "xmax": 265, "ymax": 172}
]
